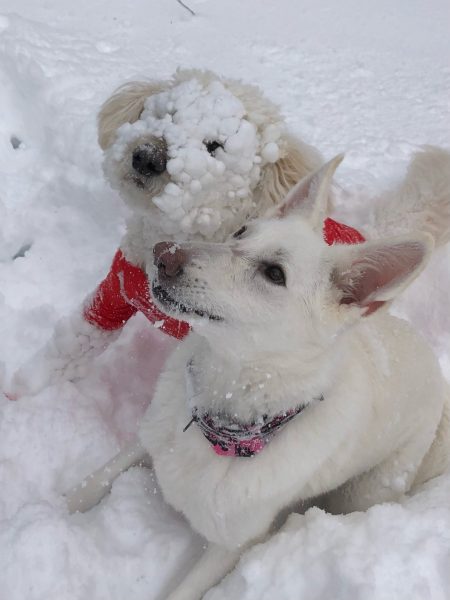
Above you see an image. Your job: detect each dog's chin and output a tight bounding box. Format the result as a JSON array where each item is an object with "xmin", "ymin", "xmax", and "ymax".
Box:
[
  {"xmin": 111, "ymin": 177, "xmax": 164, "ymax": 215},
  {"xmin": 152, "ymin": 283, "xmax": 223, "ymax": 323},
  {"xmin": 122, "ymin": 170, "xmax": 168, "ymax": 196}
]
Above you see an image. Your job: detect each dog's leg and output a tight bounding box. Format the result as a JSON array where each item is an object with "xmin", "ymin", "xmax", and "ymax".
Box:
[
  {"xmin": 9, "ymin": 310, "xmax": 120, "ymax": 398},
  {"xmin": 165, "ymin": 543, "xmax": 243, "ymax": 600},
  {"xmin": 65, "ymin": 438, "xmax": 149, "ymax": 514}
]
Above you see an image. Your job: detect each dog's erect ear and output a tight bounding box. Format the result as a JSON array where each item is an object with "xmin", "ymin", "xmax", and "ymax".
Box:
[
  {"xmin": 97, "ymin": 81, "xmax": 167, "ymax": 150},
  {"xmin": 277, "ymin": 154, "xmax": 344, "ymax": 228},
  {"xmin": 332, "ymin": 233, "xmax": 434, "ymax": 316}
]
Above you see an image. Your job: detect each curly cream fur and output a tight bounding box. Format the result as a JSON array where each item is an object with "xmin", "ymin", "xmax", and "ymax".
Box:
[
  {"xmin": 97, "ymin": 80, "xmax": 167, "ymax": 150},
  {"xmin": 256, "ymin": 133, "xmax": 323, "ymax": 214}
]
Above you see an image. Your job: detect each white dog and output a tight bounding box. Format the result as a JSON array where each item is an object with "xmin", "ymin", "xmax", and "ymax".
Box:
[
  {"xmin": 67, "ymin": 157, "xmax": 450, "ymax": 600},
  {"xmin": 9, "ymin": 69, "xmax": 450, "ymax": 400}
]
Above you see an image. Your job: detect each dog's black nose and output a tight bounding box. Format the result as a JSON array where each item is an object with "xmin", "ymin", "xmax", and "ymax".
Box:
[
  {"xmin": 154, "ymin": 241, "xmax": 187, "ymax": 279},
  {"xmin": 132, "ymin": 142, "xmax": 167, "ymax": 176}
]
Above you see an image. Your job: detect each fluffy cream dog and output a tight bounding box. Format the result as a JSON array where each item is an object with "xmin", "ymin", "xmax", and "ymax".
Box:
[
  {"xmin": 10, "ymin": 70, "xmax": 450, "ymax": 401},
  {"xmin": 99, "ymin": 69, "xmax": 322, "ymax": 243},
  {"xmin": 10, "ymin": 69, "xmax": 322, "ymax": 396},
  {"xmin": 67, "ymin": 157, "xmax": 450, "ymax": 600}
]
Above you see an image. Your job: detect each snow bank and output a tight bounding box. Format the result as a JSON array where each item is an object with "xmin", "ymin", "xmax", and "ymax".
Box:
[
  {"xmin": 210, "ymin": 474, "xmax": 450, "ymax": 600},
  {"xmin": 0, "ymin": 1, "xmax": 449, "ymax": 599}
]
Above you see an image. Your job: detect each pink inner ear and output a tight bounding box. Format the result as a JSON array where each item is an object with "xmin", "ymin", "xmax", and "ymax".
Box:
[{"xmin": 338, "ymin": 241, "xmax": 426, "ymax": 312}]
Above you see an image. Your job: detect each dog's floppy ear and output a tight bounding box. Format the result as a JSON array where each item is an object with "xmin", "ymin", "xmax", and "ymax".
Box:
[
  {"xmin": 97, "ymin": 81, "xmax": 167, "ymax": 150},
  {"xmin": 332, "ymin": 233, "xmax": 434, "ymax": 317},
  {"xmin": 277, "ymin": 154, "xmax": 344, "ymax": 229}
]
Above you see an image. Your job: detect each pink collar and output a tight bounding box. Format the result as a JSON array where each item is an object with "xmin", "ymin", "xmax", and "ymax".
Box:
[{"xmin": 184, "ymin": 399, "xmax": 323, "ymax": 457}]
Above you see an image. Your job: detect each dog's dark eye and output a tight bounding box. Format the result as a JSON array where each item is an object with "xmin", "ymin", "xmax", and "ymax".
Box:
[
  {"xmin": 233, "ymin": 226, "xmax": 247, "ymax": 239},
  {"xmin": 204, "ymin": 140, "xmax": 224, "ymax": 156},
  {"xmin": 262, "ymin": 264, "xmax": 286, "ymax": 286}
]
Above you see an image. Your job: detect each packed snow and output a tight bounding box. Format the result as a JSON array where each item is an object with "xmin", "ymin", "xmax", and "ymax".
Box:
[
  {"xmin": 108, "ymin": 77, "xmax": 283, "ymax": 237},
  {"xmin": 0, "ymin": 1, "xmax": 450, "ymax": 599}
]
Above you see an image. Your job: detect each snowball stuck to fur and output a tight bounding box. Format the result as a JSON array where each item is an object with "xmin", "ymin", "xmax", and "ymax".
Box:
[{"xmin": 111, "ymin": 78, "xmax": 284, "ymax": 239}]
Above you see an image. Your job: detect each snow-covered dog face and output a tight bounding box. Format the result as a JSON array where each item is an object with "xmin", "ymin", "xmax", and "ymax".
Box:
[
  {"xmin": 98, "ymin": 70, "xmax": 319, "ymax": 242},
  {"xmin": 152, "ymin": 157, "xmax": 433, "ymax": 359}
]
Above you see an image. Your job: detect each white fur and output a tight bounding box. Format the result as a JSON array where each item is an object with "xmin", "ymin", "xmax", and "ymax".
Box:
[{"xmin": 66, "ymin": 158, "xmax": 450, "ymax": 600}]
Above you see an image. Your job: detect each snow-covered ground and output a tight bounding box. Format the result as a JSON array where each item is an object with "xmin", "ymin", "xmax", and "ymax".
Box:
[{"xmin": 0, "ymin": 1, "xmax": 449, "ymax": 598}]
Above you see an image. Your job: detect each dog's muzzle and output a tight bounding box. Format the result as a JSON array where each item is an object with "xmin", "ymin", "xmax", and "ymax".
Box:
[
  {"xmin": 152, "ymin": 242, "xmax": 223, "ymax": 322},
  {"xmin": 132, "ymin": 139, "xmax": 167, "ymax": 177}
]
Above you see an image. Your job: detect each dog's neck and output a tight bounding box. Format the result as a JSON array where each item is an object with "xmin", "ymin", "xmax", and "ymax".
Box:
[
  {"xmin": 185, "ymin": 334, "xmax": 345, "ymax": 422},
  {"xmin": 121, "ymin": 214, "xmax": 175, "ymax": 267}
]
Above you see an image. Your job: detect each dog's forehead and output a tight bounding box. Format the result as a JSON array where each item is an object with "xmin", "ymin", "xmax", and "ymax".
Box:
[
  {"xmin": 138, "ymin": 77, "xmax": 255, "ymax": 155},
  {"xmin": 145, "ymin": 79, "xmax": 246, "ymax": 122},
  {"xmin": 247, "ymin": 217, "xmax": 323, "ymax": 255}
]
